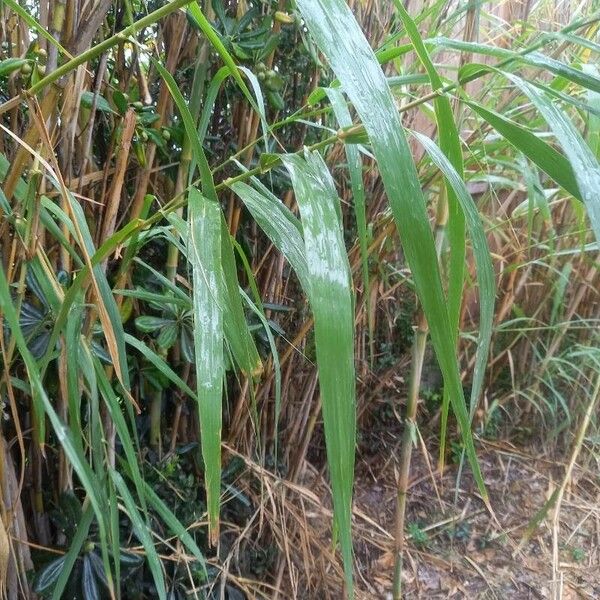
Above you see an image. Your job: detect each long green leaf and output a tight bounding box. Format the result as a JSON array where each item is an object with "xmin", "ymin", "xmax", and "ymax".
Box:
[
  {"xmin": 394, "ymin": 1, "xmax": 465, "ymax": 331},
  {"xmin": 431, "ymin": 37, "xmax": 600, "ymax": 94},
  {"xmin": 296, "ymin": 0, "xmax": 488, "ymax": 517},
  {"xmin": 110, "ymin": 470, "xmax": 166, "ymax": 599},
  {"xmin": 219, "ymin": 215, "xmax": 263, "ymax": 377},
  {"xmin": 156, "ymin": 60, "xmax": 262, "ymax": 376},
  {"xmin": 324, "ymin": 87, "xmax": 370, "ymax": 342},
  {"xmin": 188, "ymin": 188, "xmax": 224, "ymax": 544},
  {"xmin": 505, "ymin": 73, "xmax": 600, "ymax": 242},
  {"xmin": 228, "ymin": 181, "xmax": 310, "ymax": 290},
  {"xmin": 465, "ymin": 99, "xmax": 582, "ymax": 201},
  {"xmin": 280, "ymin": 150, "xmax": 356, "ymax": 597},
  {"xmin": 412, "ymin": 132, "xmax": 495, "ymax": 416},
  {"xmin": 125, "ymin": 334, "xmax": 197, "ymax": 399},
  {"xmin": 132, "ymin": 476, "xmax": 207, "ymax": 578},
  {"xmin": 187, "ymin": 2, "xmax": 260, "ymax": 115},
  {"xmin": 393, "ymin": 1, "xmax": 467, "ymax": 460},
  {"xmin": 51, "ymin": 504, "xmax": 94, "ymax": 600}
]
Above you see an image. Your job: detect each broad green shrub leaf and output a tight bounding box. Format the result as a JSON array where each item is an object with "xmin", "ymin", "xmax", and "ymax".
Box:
[
  {"xmin": 280, "ymin": 150, "xmax": 356, "ymax": 597},
  {"xmin": 80, "ymin": 91, "xmax": 115, "ymax": 114},
  {"xmin": 188, "ymin": 188, "xmax": 224, "ymax": 545},
  {"xmin": 33, "ymin": 556, "xmax": 67, "ymax": 593}
]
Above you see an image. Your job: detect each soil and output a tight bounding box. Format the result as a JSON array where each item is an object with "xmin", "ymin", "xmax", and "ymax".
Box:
[{"xmin": 348, "ymin": 438, "xmax": 600, "ymax": 599}]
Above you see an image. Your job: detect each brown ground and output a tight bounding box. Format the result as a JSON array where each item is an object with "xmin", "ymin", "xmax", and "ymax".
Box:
[
  {"xmin": 236, "ymin": 412, "xmax": 599, "ymax": 599},
  {"xmin": 346, "ymin": 439, "xmax": 600, "ymax": 599}
]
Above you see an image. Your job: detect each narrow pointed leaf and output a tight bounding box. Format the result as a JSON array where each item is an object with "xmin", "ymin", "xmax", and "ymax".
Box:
[
  {"xmin": 220, "ymin": 216, "xmax": 263, "ymax": 377},
  {"xmin": 188, "ymin": 188, "xmax": 224, "ymax": 544},
  {"xmin": 228, "ymin": 180, "xmax": 310, "ymax": 290},
  {"xmin": 393, "ymin": 0, "xmax": 465, "ymax": 332},
  {"xmin": 506, "ymin": 73, "xmax": 600, "ymax": 242},
  {"xmin": 110, "ymin": 471, "xmax": 165, "ymax": 600},
  {"xmin": 280, "ymin": 150, "xmax": 356, "ymax": 596},
  {"xmin": 465, "ymin": 99, "xmax": 582, "ymax": 201},
  {"xmin": 412, "ymin": 131, "xmax": 495, "ymax": 415},
  {"xmin": 324, "ymin": 87, "xmax": 370, "ymax": 329},
  {"xmin": 157, "ymin": 62, "xmax": 262, "ymax": 376},
  {"xmin": 296, "ymin": 0, "xmax": 487, "ymax": 515}
]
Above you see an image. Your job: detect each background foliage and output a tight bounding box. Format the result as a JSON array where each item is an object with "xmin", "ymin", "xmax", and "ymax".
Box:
[{"xmin": 0, "ymin": 0, "xmax": 599, "ymax": 598}]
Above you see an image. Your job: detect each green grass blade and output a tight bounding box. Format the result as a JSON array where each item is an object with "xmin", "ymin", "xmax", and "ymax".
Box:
[
  {"xmin": 187, "ymin": 2, "xmax": 260, "ymax": 114},
  {"xmin": 280, "ymin": 150, "xmax": 356, "ymax": 597},
  {"xmin": 324, "ymin": 87, "xmax": 370, "ymax": 347},
  {"xmin": 412, "ymin": 132, "xmax": 495, "ymax": 416},
  {"xmin": 168, "ymin": 211, "xmax": 263, "ymax": 377},
  {"xmin": 583, "ymin": 65, "xmax": 600, "ymax": 158},
  {"xmin": 465, "ymin": 99, "xmax": 582, "ymax": 201},
  {"xmin": 219, "ymin": 215, "xmax": 263, "ymax": 377},
  {"xmin": 131, "ymin": 476, "xmax": 207, "ymax": 578},
  {"xmin": 393, "ymin": 1, "xmax": 465, "ymax": 330},
  {"xmin": 505, "ymin": 73, "xmax": 600, "ymax": 242},
  {"xmin": 67, "ymin": 193, "xmax": 131, "ymax": 390},
  {"xmin": 432, "ymin": 37, "xmax": 600, "ymax": 94},
  {"xmin": 188, "ymin": 188, "xmax": 224, "ymax": 545},
  {"xmin": 51, "ymin": 503, "xmax": 94, "ymax": 600},
  {"xmin": 152, "ymin": 59, "xmax": 216, "ymax": 202},
  {"xmin": 64, "ymin": 299, "xmax": 84, "ymax": 438},
  {"xmin": 296, "ymin": 0, "xmax": 488, "ymax": 509},
  {"xmin": 0, "ymin": 262, "xmax": 110, "ymax": 547},
  {"xmin": 198, "ymin": 66, "xmax": 230, "ymax": 146},
  {"xmin": 125, "ymin": 334, "xmax": 197, "ymax": 398},
  {"xmin": 228, "ymin": 181, "xmax": 310, "ymax": 290},
  {"xmin": 393, "ymin": 0, "xmax": 467, "ymax": 459},
  {"xmin": 240, "ymin": 289, "xmax": 282, "ymax": 459},
  {"xmin": 110, "ymin": 470, "xmax": 166, "ymax": 599},
  {"xmin": 93, "ymin": 353, "xmax": 147, "ymax": 511},
  {"xmin": 38, "ymin": 218, "xmax": 142, "ymax": 385},
  {"xmin": 155, "ymin": 60, "xmax": 262, "ymax": 377}
]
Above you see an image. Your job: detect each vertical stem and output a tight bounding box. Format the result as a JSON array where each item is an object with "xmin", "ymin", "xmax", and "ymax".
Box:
[
  {"xmin": 392, "ymin": 322, "xmax": 427, "ymax": 600},
  {"xmin": 552, "ymin": 369, "xmax": 600, "ymax": 598},
  {"xmin": 149, "ymin": 387, "xmax": 163, "ymax": 454}
]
